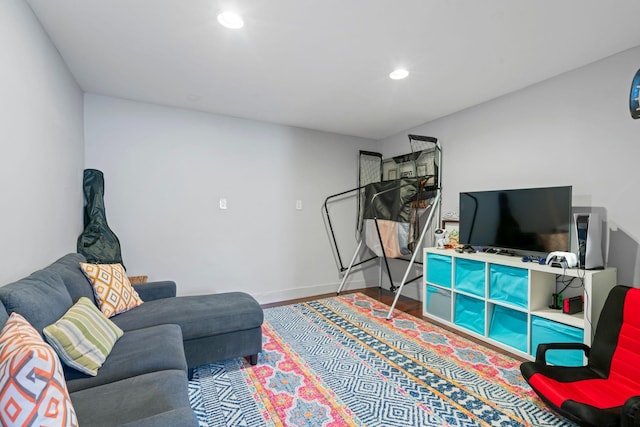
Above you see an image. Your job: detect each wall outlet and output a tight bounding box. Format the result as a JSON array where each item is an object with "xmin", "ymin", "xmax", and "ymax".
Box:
[{"xmin": 219, "ymin": 198, "xmax": 227, "ymax": 210}]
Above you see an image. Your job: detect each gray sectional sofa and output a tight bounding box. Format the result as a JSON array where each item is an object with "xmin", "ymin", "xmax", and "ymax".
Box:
[{"xmin": 0, "ymin": 253, "xmax": 264, "ymax": 426}]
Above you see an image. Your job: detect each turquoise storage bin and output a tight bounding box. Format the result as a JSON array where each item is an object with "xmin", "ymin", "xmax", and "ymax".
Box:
[
  {"xmin": 426, "ymin": 253, "xmax": 452, "ymax": 288},
  {"xmin": 489, "ymin": 305, "xmax": 528, "ymax": 353},
  {"xmin": 531, "ymin": 316, "xmax": 584, "ymax": 367},
  {"xmin": 455, "ymin": 258, "xmax": 485, "ymax": 297},
  {"xmin": 425, "ymin": 285, "xmax": 452, "ymax": 321},
  {"xmin": 454, "ymin": 294, "xmax": 485, "ymax": 335},
  {"xmin": 489, "ymin": 264, "xmax": 528, "ymax": 309}
]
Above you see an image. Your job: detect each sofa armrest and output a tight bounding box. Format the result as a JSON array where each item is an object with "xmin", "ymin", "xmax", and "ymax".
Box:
[
  {"xmin": 133, "ymin": 281, "xmax": 177, "ymax": 301},
  {"xmin": 535, "ymin": 342, "xmax": 590, "ymax": 365}
]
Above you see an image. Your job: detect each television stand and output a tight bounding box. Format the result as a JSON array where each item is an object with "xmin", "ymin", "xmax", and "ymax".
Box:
[{"xmin": 423, "ymin": 248, "xmax": 617, "ymax": 365}]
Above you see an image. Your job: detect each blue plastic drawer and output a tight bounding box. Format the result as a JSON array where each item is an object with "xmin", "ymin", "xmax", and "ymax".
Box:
[
  {"xmin": 489, "ymin": 305, "xmax": 528, "ymax": 353},
  {"xmin": 455, "ymin": 258, "xmax": 485, "ymax": 297},
  {"xmin": 425, "ymin": 285, "xmax": 452, "ymax": 322},
  {"xmin": 489, "ymin": 264, "xmax": 528, "ymax": 309},
  {"xmin": 531, "ymin": 316, "xmax": 584, "ymax": 367},
  {"xmin": 454, "ymin": 294, "xmax": 485, "ymax": 335},
  {"xmin": 427, "ymin": 253, "xmax": 452, "ymax": 288}
]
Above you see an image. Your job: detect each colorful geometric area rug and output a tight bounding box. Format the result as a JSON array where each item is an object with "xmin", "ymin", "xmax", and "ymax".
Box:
[{"xmin": 188, "ymin": 293, "xmax": 576, "ymax": 426}]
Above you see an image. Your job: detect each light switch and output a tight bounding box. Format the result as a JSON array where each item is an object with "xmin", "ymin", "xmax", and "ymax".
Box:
[
  {"xmin": 296, "ymin": 200, "xmax": 303, "ymax": 210},
  {"xmin": 219, "ymin": 198, "xmax": 228, "ymax": 210}
]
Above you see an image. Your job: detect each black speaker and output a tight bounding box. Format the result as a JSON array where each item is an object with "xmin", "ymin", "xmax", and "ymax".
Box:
[{"xmin": 575, "ymin": 213, "xmax": 604, "ymax": 270}]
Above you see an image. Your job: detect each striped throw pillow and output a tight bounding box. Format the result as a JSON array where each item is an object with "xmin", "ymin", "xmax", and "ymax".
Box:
[
  {"xmin": 43, "ymin": 297, "xmax": 124, "ymax": 376},
  {"xmin": 0, "ymin": 313, "xmax": 78, "ymax": 426}
]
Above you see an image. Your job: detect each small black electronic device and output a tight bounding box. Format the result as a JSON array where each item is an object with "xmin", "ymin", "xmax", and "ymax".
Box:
[
  {"xmin": 563, "ymin": 296, "xmax": 583, "ymax": 315},
  {"xmin": 496, "ymin": 249, "xmax": 515, "ymax": 256},
  {"xmin": 456, "ymin": 244, "xmax": 475, "ymax": 254},
  {"xmin": 549, "ymin": 293, "xmax": 562, "ymax": 310}
]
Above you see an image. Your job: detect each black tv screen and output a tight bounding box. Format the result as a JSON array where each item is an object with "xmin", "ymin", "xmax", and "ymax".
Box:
[{"xmin": 459, "ymin": 186, "xmax": 572, "ymax": 254}]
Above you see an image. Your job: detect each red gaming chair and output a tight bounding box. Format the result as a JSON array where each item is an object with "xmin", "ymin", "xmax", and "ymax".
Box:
[{"xmin": 521, "ymin": 285, "xmax": 640, "ymax": 427}]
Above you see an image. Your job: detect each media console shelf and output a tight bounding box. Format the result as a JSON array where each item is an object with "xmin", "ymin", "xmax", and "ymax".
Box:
[{"xmin": 423, "ymin": 248, "xmax": 617, "ymax": 365}]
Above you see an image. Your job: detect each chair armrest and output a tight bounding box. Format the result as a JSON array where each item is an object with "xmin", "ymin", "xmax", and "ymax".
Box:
[
  {"xmin": 622, "ymin": 396, "xmax": 640, "ymax": 427},
  {"xmin": 535, "ymin": 342, "xmax": 591, "ymax": 365},
  {"xmin": 132, "ymin": 281, "xmax": 177, "ymax": 301}
]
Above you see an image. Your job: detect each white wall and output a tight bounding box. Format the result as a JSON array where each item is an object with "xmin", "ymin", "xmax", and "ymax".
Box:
[
  {"xmin": 380, "ymin": 46, "xmax": 640, "ymax": 287},
  {"xmin": 84, "ymin": 94, "xmax": 377, "ymax": 302},
  {"xmin": 8, "ymin": 0, "xmax": 637, "ymax": 300},
  {"xmin": 0, "ymin": 0, "xmax": 84, "ymax": 284}
]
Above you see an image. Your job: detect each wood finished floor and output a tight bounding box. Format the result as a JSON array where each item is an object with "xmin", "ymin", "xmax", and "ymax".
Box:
[{"xmin": 262, "ymin": 287, "xmax": 527, "ymax": 362}]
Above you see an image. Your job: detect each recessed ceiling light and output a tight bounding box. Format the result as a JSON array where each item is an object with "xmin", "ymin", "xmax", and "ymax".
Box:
[
  {"xmin": 217, "ymin": 11, "xmax": 244, "ymax": 29},
  {"xmin": 389, "ymin": 69, "xmax": 409, "ymax": 80}
]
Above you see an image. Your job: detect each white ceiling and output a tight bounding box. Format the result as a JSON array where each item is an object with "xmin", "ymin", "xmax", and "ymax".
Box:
[{"xmin": 26, "ymin": 0, "xmax": 640, "ymax": 140}]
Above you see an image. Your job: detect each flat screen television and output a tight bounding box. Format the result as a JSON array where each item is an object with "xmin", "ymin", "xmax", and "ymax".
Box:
[{"xmin": 459, "ymin": 185, "xmax": 572, "ymax": 254}]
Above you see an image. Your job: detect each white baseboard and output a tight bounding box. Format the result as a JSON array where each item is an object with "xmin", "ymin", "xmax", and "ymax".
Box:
[
  {"xmin": 180, "ymin": 279, "xmax": 423, "ymax": 305},
  {"xmin": 253, "ymin": 279, "xmax": 370, "ymax": 305},
  {"xmin": 252, "ymin": 279, "xmax": 424, "ymax": 305}
]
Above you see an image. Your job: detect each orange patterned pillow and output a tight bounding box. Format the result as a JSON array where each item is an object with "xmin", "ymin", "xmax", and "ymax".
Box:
[
  {"xmin": 80, "ymin": 263, "xmax": 144, "ymax": 318},
  {"xmin": 0, "ymin": 313, "xmax": 78, "ymax": 426}
]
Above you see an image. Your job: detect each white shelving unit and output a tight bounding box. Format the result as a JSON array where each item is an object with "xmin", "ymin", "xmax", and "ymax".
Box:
[{"xmin": 423, "ymin": 248, "xmax": 617, "ymax": 363}]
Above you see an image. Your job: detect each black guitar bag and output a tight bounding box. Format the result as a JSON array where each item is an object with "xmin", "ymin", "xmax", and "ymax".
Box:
[{"xmin": 77, "ymin": 169, "xmax": 124, "ymax": 267}]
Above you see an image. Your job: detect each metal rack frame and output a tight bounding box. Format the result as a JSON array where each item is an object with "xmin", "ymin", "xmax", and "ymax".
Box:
[{"xmin": 322, "ymin": 135, "xmax": 442, "ymax": 319}]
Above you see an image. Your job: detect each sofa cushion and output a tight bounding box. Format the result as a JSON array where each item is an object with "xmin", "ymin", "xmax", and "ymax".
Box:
[
  {"xmin": 45, "ymin": 253, "xmax": 95, "ymax": 303},
  {"xmin": 0, "ymin": 269, "xmax": 73, "ymax": 334},
  {"xmin": 80, "ymin": 263, "xmax": 143, "ymax": 318},
  {"xmin": 69, "ymin": 370, "xmax": 196, "ymax": 427},
  {"xmin": 110, "ymin": 292, "xmax": 264, "ymax": 340},
  {"xmin": 64, "ymin": 324, "xmax": 187, "ymax": 393},
  {"xmin": 44, "ymin": 297, "xmax": 124, "ymax": 376},
  {"xmin": 0, "ymin": 313, "xmax": 78, "ymax": 426}
]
